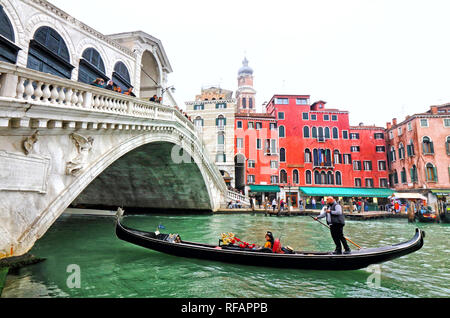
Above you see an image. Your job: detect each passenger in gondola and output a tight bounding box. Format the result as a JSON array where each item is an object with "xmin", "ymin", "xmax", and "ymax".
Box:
[{"xmin": 264, "ymin": 231, "xmax": 275, "ymax": 250}]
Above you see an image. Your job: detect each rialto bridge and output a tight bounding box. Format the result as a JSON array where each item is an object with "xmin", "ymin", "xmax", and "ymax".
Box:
[{"xmin": 0, "ymin": 62, "xmax": 249, "ymax": 259}]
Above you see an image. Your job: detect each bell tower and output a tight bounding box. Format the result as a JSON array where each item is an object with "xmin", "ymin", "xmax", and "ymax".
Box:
[{"xmin": 236, "ymin": 57, "xmax": 257, "ymax": 113}]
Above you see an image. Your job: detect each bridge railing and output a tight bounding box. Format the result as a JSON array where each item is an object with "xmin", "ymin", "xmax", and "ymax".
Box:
[
  {"xmin": 0, "ymin": 62, "xmax": 227, "ymax": 196},
  {"xmin": 227, "ymin": 190, "xmax": 251, "ymax": 207}
]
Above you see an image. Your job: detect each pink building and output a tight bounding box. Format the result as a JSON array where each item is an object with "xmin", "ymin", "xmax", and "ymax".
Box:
[{"xmin": 386, "ymin": 104, "xmax": 450, "ymax": 204}]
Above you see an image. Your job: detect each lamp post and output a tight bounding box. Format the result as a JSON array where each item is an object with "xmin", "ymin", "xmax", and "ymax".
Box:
[{"xmin": 161, "ymin": 85, "xmax": 176, "ymax": 103}]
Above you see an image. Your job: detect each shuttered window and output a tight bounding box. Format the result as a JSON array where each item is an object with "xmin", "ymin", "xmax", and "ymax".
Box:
[
  {"xmin": 0, "ymin": 5, "xmax": 20, "ymax": 64},
  {"xmin": 112, "ymin": 61, "xmax": 132, "ymax": 92},
  {"xmin": 78, "ymin": 48, "xmax": 108, "ymax": 84}
]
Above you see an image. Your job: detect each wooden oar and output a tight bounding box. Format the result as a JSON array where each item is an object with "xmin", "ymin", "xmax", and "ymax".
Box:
[{"xmin": 310, "ymin": 216, "xmax": 362, "ymax": 250}]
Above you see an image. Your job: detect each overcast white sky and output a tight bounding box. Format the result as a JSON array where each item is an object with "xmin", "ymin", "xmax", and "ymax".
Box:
[{"xmin": 51, "ymin": 0, "xmax": 450, "ymax": 127}]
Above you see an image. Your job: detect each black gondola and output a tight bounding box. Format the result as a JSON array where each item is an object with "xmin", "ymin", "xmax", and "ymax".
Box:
[{"xmin": 115, "ymin": 211, "xmax": 425, "ymax": 271}]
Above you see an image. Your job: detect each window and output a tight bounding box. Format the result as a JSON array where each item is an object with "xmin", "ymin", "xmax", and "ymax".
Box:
[
  {"xmin": 355, "ymin": 178, "xmax": 362, "ymax": 188},
  {"xmin": 306, "ymin": 171, "xmax": 312, "ymax": 185},
  {"xmin": 398, "ymin": 143, "xmax": 405, "ymax": 160},
  {"xmin": 335, "ymin": 171, "xmax": 342, "ymax": 185},
  {"xmin": 270, "ymin": 139, "xmax": 277, "ymax": 154},
  {"xmin": 364, "ymin": 161, "xmax": 373, "ymax": 171},
  {"xmin": 280, "ymin": 170, "xmax": 288, "ymax": 184},
  {"xmin": 411, "ymin": 165, "xmax": 418, "ymax": 183},
  {"xmin": 446, "ymin": 136, "xmax": 450, "ymax": 155},
  {"xmin": 378, "ymin": 161, "xmax": 387, "ymax": 171},
  {"xmin": 276, "ymin": 98, "xmax": 289, "ymax": 105},
  {"xmin": 374, "ymin": 133, "xmax": 384, "ymax": 140},
  {"xmin": 311, "ymin": 114, "xmax": 317, "ymax": 121},
  {"xmin": 242, "ymin": 98, "xmax": 247, "ymax": 108},
  {"xmin": 236, "ymin": 138, "xmax": 244, "ymax": 149},
  {"xmin": 389, "ymin": 147, "xmax": 397, "ymax": 162},
  {"xmin": 332, "ymin": 115, "xmax": 338, "ymax": 121},
  {"xmin": 365, "ymin": 178, "xmax": 374, "ymax": 188},
  {"xmin": 216, "ymin": 103, "xmax": 227, "ymax": 109},
  {"xmin": 237, "ymin": 121, "xmax": 243, "ymax": 129},
  {"xmin": 312, "ymin": 127, "xmax": 318, "ymax": 138},
  {"xmin": 444, "ymin": 118, "xmax": 450, "ymax": 127},
  {"xmin": 376, "ymin": 146, "xmax": 386, "ymax": 153},
  {"xmin": 194, "ymin": 117, "xmax": 204, "ymax": 128},
  {"xmin": 426, "ymin": 163, "xmax": 438, "ymax": 182},
  {"xmin": 256, "ymin": 139, "xmax": 261, "ymax": 150},
  {"xmin": 249, "ymin": 98, "xmax": 253, "ymax": 109},
  {"xmin": 353, "ymin": 161, "xmax": 362, "ymax": 171},
  {"xmin": 380, "ymin": 178, "xmax": 388, "ymax": 188},
  {"xmin": 296, "ymin": 98, "xmax": 309, "ymax": 105},
  {"xmin": 407, "ymin": 122, "xmax": 413, "ymax": 131},
  {"xmin": 194, "ymin": 104, "xmax": 204, "ymax": 110},
  {"xmin": 420, "ymin": 119, "xmax": 429, "ymax": 127},
  {"xmin": 305, "ymin": 149, "xmax": 312, "ymax": 163},
  {"xmin": 247, "ymin": 175, "xmax": 256, "ymax": 184},
  {"xmin": 279, "ymin": 126, "xmax": 286, "ymax": 138},
  {"xmin": 314, "ymin": 171, "xmax": 321, "ymax": 185},
  {"xmin": 78, "ymin": 48, "xmax": 107, "ymax": 85},
  {"xmin": 324, "ymin": 127, "xmax": 330, "ymax": 139},
  {"xmin": 333, "ymin": 150, "xmax": 341, "ymax": 165},
  {"xmin": 255, "ymin": 122, "xmax": 262, "ymax": 130},
  {"xmin": 342, "ymin": 131, "xmax": 349, "ymax": 140},
  {"xmin": 302, "ymin": 113, "xmax": 309, "ymax": 120},
  {"xmin": 280, "ymin": 148, "xmax": 286, "ymax": 162},
  {"xmin": 216, "ymin": 153, "xmax": 226, "ymax": 163},
  {"xmin": 248, "ymin": 122, "xmax": 254, "ymax": 129},
  {"xmin": 350, "ymin": 133, "xmax": 360, "ymax": 140},
  {"xmin": 407, "ymin": 140, "xmax": 415, "ymax": 157},
  {"xmin": 389, "ymin": 131, "xmax": 394, "ymax": 139},
  {"xmin": 351, "ymin": 146, "xmax": 360, "ymax": 153},
  {"xmin": 293, "ymin": 170, "xmax": 299, "ymax": 184},
  {"xmin": 303, "ymin": 126, "xmax": 310, "ymax": 138},
  {"xmin": 270, "ymin": 123, "xmax": 277, "ymax": 130},
  {"xmin": 401, "ymin": 168, "xmax": 407, "ymax": 184},
  {"xmin": 218, "ymin": 134, "xmax": 225, "ymax": 145},
  {"xmin": 422, "ymin": 137, "xmax": 434, "ymax": 154},
  {"xmin": 278, "ymin": 112, "xmax": 285, "ymax": 120},
  {"xmin": 398, "ymin": 127, "xmax": 403, "ymax": 136},
  {"xmin": 323, "ymin": 115, "xmax": 330, "ymax": 121},
  {"xmin": 343, "ymin": 154, "xmax": 352, "ymax": 165},
  {"xmin": 327, "ymin": 172, "xmax": 334, "ymax": 185},
  {"xmin": 271, "ymin": 175, "xmax": 279, "ymax": 184},
  {"xmin": 112, "ymin": 61, "xmax": 132, "ymax": 92},
  {"xmin": 248, "ymin": 160, "xmax": 256, "ymax": 168},
  {"xmin": 216, "ymin": 115, "xmax": 226, "ymax": 127},
  {"xmin": 393, "ymin": 171, "xmax": 399, "ymax": 184},
  {"xmin": 332, "ymin": 127, "xmax": 339, "ymax": 139},
  {"xmin": 27, "ymin": 26, "xmax": 73, "ymax": 79},
  {"xmin": 270, "ymin": 161, "xmax": 278, "ymax": 169}
]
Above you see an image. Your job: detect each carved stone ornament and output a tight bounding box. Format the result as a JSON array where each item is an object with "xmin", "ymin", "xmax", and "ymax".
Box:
[
  {"xmin": 66, "ymin": 133, "xmax": 94, "ymax": 176},
  {"xmin": 23, "ymin": 130, "xmax": 40, "ymax": 155}
]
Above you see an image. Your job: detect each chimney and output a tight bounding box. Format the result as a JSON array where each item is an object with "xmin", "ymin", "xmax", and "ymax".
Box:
[
  {"xmin": 392, "ymin": 118, "xmax": 397, "ymax": 126},
  {"xmin": 386, "ymin": 122, "xmax": 392, "ymax": 130},
  {"xmin": 430, "ymin": 106, "xmax": 438, "ymax": 115}
]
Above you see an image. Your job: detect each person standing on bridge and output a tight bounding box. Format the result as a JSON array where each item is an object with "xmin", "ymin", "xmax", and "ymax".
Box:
[{"xmin": 315, "ymin": 197, "xmax": 351, "ymax": 255}]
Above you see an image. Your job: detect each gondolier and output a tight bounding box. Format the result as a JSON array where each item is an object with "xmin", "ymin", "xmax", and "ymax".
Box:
[{"xmin": 315, "ymin": 197, "xmax": 352, "ymax": 255}]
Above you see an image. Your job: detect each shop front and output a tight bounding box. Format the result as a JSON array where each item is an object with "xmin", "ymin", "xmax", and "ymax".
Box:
[
  {"xmin": 247, "ymin": 185, "xmax": 281, "ymax": 208},
  {"xmin": 299, "ymin": 187, "xmax": 395, "ymax": 212}
]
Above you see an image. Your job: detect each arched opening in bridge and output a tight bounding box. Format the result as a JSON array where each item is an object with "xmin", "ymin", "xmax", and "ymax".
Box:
[
  {"xmin": 71, "ymin": 141, "xmax": 212, "ymax": 213},
  {"xmin": 78, "ymin": 47, "xmax": 108, "ymax": 85},
  {"xmin": 139, "ymin": 50, "xmax": 161, "ymax": 99},
  {"xmin": 234, "ymin": 154, "xmax": 246, "ymax": 191}
]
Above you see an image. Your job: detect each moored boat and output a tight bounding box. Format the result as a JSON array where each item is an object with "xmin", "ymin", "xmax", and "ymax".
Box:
[{"xmin": 115, "ymin": 209, "xmax": 425, "ymax": 271}]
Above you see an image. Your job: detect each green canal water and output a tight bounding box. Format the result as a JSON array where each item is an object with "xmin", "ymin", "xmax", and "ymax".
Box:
[{"xmin": 2, "ymin": 213, "xmax": 449, "ymax": 298}]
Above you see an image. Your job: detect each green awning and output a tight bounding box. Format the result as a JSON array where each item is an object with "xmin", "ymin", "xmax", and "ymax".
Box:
[
  {"xmin": 299, "ymin": 187, "xmax": 394, "ymax": 198},
  {"xmin": 249, "ymin": 185, "xmax": 281, "ymax": 193},
  {"xmin": 431, "ymin": 190, "xmax": 450, "ymax": 196}
]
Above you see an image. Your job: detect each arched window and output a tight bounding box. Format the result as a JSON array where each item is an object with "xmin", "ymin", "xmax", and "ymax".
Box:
[
  {"xmin": 407, "ymin": 139, "xmax": 415, "ymax": 157},
  {"xmin": 216, "ymin": 115, "xmax": 226, "ymax": 127},
  {"xmin": 304, "ymin": 149, "xmax": 312, "ymax": 163},
  {"xmin": 280, "ymin": 148, "xmax": 286, "ymax": 162},
  {"xmin": 313, "ymin": 149, "xmax": 319, "ymax": 166},
  {"xmin": 410, "ymin": 165, "xmax": 418, "ymax": 183},
  {"xmin": 0, "ymin": 5, "xmax": 19, "ymax": 64},
  {"xmin": 401, "ymin": 168, "xmax": 407, "ymax": 183},
  {"xmin": 314, "ymin": 171, "xmax": 321, "ymax": 185},
  {"xmin": 194, "ymin": 116, "xmax": 204, "ymax": 128},
  {"xmin": 279, "ymin": 126, "xmax": 286, "ymax": 138},
  {"xmin": 112, "ymin": 61, "xmax": 132, "ymax": 92},
  {"xmin": 422, "ymin": 137, "xmax": 434, "ymax": 154},
  {"xmin": 398, "ymin": 143, "xmax": 405, "ymax": 160},
  {"xmin": 325, "ymin": 149, "xmax": 332, "ymax": 166},
  {"xmin": 293, "ymin": 170, "xmax": 299, "ymax": 184},
  {"xmin": 325, "ymin": 127, "xmax": 330, "ymax": 139},
  {"xmin": 27, "ymin": 26, "xmax": 73, "ymax": 79},
  {"xmin": 242, "ymin": 98, "xmax": 247, "ymax": 108},
  {"xmin": 426, "ymin": 163, "xmax": 438, "ymax": 182},
  {"xmin": 306, "ymin": 170, "xmax": 312, "ymax": 185},
  {"xmin": 303, "ymin": 126, "xmax": 310, "ymax": 138},
  {"xmin": 78, "ymin": 48, "xmax": 108, "ymax": 84},
  {"xmin": 280, "ymin": 170, "xmax": 288, "ymax": 184},
  {"xmin": 327, "ymin": 171, "xmax": 334, "ymax": 185},
  {"xmin": 390, "ymin": 146, "xmax": 397, "ymax": 162},
  {"xmin": 321, "ymin": 172, "xmax": 327, "ymax": 185},
  {"xmin": 335, "ymin": 171, "xmax": 342, "ymax": 185},
  {"xmin": 312, "ymin": 127, "xmax": 318, "ymax": 138},
  {"xmin": 332, "ymin": 127, "xmax": 339, "ymax": 139},
  {"xmin": 318, "ymin": 127, "xmax": 324, "ymax": 139}
]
